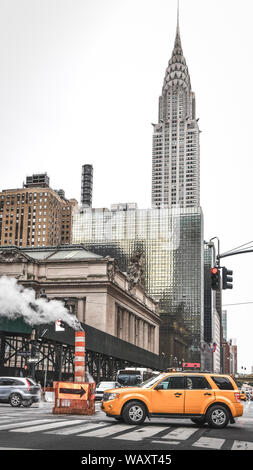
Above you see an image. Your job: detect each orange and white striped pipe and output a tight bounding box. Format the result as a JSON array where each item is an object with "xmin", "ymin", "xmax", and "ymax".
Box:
[{"xmin": 74, "ymin": 331, "xmax": 86, "ymax": 383}]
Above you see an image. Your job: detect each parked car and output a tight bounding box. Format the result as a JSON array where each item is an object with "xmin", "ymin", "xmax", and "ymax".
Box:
[
  {"xmin": 101, "ymin": 371, "xmax": 243, "ymax": 428},
  {"xmin": 95, "ymin": 381, "xmax": 121, "ymax": 401},
  {"xmin": 0, "ymin": 377, "xmax": 41, "ymax": 407}
]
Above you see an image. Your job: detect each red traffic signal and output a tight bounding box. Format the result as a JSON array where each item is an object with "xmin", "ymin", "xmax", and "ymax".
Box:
[{"xmin": 211, "ymin": 266, "xmax": 220, "ymax": 290}]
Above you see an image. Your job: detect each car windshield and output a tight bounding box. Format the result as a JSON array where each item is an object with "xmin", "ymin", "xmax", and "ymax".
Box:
[
  {"xmin": 139, "ymin": 373, "xmax": 167, "ymax": 389},
  {"xmin": 97, "ymin": 382, "xmax": 116, "ymax": 388}
]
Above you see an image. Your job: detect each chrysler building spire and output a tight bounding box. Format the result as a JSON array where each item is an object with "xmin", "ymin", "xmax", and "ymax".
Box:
[
  {"xmin": 151, "ymin": 2, "xmax": 200, "ymax": 209},
  {"xmin": 163, "ymin": 2, "xmax": 191, "ymax": 92},
  {"xmin": 176, "ymin": 0, "xmax": 180, "ymax": 39}
]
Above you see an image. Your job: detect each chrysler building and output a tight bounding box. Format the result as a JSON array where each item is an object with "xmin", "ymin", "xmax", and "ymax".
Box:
[{"xmin": 152, "ymin": 7, "xmax": 200, "ymax": 209}]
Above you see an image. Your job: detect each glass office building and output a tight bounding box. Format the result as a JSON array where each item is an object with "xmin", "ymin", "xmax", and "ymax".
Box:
[{"xmin": 72, "ymin": 205, "xmax": 204, "ymax": 363}]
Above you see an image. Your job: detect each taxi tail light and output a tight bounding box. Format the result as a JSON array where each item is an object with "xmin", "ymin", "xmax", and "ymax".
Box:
[
  {"xmin": 25, "ymin": 378, "xmax": 31, "ymax": 391},
  {"xmin": 234, "ymin": 392, "xmax": 241, "ymax": 403}
]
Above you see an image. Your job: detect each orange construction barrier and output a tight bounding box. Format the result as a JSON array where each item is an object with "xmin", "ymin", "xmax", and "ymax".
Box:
[
  {"xmin": 52, "ymin": 331, "xmax": 95, "ymax": 415},
  {"xmin": 53, "ymin": 381, "xmax": 95, "ymax": 415}
]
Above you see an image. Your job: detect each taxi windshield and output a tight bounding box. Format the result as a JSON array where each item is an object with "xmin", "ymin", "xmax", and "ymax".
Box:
[{"xmin": 139, "ymin": 373, "xmax": 166, "ymax": 389}]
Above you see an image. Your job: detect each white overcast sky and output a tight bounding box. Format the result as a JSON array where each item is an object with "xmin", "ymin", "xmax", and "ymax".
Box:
[{"xmin": 0, "ymin": 0, "xmax": 253, "ymax": 373}]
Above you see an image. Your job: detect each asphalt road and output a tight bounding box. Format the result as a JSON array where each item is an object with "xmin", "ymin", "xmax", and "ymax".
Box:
[{"xmin": 0, "ymin": 399, "xmax": 252, "ymax": 452}]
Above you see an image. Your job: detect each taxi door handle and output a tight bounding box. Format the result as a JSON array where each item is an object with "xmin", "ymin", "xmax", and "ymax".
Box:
[
  {"xmin": 204, "ymin": 393, "xmax": 212, "ymax": 396},
  {"xmin": 174, "ymin": 393, "xmax": 182, "ymax": 396}
]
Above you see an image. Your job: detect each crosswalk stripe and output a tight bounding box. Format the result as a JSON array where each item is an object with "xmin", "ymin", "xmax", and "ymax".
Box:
[
  {"xmin": 9, "ymin": 419, "xmax": 83, "ymax": 433},
  {"xmin": 162, "ymin": 427, "xmax": 198, "ymax": 440},
  {"xmin": 45, "ymin": 422, "xmax": 107, "ymax": 436},
  {"xmin": 0, "ymin": 447, "xmax": 37, "ymax": 450},
  {"xmin": 0, "ymin": 419, "xmax": 56, "ymax": 431},
  {"xmin": 152, "ymin": 440, "xmax": 180, "ymax": 445},
  {"xmin": 113, "ymin": 425, "xmax": 167, "ymax": 441},
  {"xmin": 192, "ymin": 437, "xmax": 225, "ymax": 449},
  {"xmin": 78, "ymin": 423, "xmax": 128, "ymax": 438},
  {"xmin": 0, "ymin": 418, "xmax": 20, "ymax": 424},
  {"xmin": 231, "ymin": 440, "xmax": 253, "ymax": 450}
]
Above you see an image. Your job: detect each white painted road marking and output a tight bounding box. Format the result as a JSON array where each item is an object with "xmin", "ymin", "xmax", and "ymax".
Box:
[
  {"xmin": 78, "ymin": 423, "xmax": 129, "ymax": 438},
  {"xmin": 0, "ymin": 419, "xmax": 56, "ymax": 431},
  {"xmin": 163, "ymin": 427, "xmax": 198, "ymax": 440},
  {"xmin": 46, "ymin": 422, "xmax": 108, "ymax": 435},
  {"xmin": 114, "ymin": 426, "xmax": 168, "ymax": 441},
  {"xmin": 152, "ymin": 440, "xmax": 180, "ymax": 445},
  {"xmin": 1, "ymin": 411, "xmax": 253, "ymax": 451},
  {"xmin": 0, "ymin": 447, "xmax": 37, "ymax": 450},
  {"xmin": 9, "ymin": 419, "xmax": 83, "ymax": 433},
  {"xmin": 192, "ymin": 437, "xmax": 225, "ymax": 449},
  {"xmin": 231, "ymin": 440, "xmax": 253, "ymax": 450}
]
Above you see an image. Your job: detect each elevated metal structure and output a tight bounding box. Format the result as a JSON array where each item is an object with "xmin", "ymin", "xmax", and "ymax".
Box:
[{"xmin": 0, "ymin": 320, "xmax": 169, "ymax": 384}]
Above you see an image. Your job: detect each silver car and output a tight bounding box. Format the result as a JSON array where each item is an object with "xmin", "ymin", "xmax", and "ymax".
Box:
[
  {"xmin": 0, "ymin": 377, "xmax": 41, "ymax": 407},
  {"xmin": 95, "ymin": 381, "xmax": 121, "ymax": 401}
]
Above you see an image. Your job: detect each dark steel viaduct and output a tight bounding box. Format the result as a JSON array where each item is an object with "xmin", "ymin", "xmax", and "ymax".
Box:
[{"xmin": 0, "ymin": 319, "xmax": 170, "ymax": 385}]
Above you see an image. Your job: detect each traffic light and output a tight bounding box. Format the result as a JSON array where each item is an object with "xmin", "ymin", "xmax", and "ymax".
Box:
[
  {"xmin": 222, "ymin": 267, "xmax": 233, "ymax": 290},
  {"xmin": 211, "ymin": 267, "xmax": 220, "ymax": 290}
]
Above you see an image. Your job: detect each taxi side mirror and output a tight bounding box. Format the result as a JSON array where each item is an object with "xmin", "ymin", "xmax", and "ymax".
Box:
[{"xmin": 155, "ymin": 383, "xmax": 164, "ymax": 391}]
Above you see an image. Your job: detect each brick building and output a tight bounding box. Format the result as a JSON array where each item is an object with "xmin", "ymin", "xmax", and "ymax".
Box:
[{"xmin": 0, "ymin": 174, "xmax": 78, "ymax": 248}]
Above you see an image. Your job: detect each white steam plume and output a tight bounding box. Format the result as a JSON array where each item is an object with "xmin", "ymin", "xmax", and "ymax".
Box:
[{"xmin": 0, "ymin": 276, "xmax": 83, "ymax": 331}]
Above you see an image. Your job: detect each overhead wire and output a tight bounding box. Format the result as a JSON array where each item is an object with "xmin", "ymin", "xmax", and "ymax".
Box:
[{"xmin": 222, "ymin": 301, "xmax": 253, "ymax": 306}]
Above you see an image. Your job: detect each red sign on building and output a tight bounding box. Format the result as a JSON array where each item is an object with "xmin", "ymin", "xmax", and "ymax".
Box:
[{"xmin": 182, "ymin": 363, "xmax": 201, "ymax": 368}]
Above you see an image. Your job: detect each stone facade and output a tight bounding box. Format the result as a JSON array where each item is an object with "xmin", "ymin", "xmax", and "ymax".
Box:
[{"xmin": 0, "ymin": 246, "xmax": 160, "ymax": 355}]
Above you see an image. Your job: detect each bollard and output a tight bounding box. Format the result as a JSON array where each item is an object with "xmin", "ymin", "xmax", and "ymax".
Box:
[{"xmin": 74, "ymin": 331, "xmax": 86, "ymax": 383}]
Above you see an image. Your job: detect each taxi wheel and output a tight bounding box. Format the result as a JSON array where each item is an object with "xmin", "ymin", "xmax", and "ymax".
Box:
[
  {"xmin": 122, "ymin": 401, "xmax": 146, "ymax": 425},
  {"xmin": 206, "ymin": 405, "xmax": 229, "ymax": 428}
]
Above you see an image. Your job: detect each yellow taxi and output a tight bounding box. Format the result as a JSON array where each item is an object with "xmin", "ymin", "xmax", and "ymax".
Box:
[{"xmin": 101, "ymin": 372, "xmax": 243, "ymax": 428}]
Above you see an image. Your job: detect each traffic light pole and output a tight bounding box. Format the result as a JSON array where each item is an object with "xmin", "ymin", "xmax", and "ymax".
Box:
[
  {"xmin": 217, "ymin": 248, "xmax": 253, "ymax": 261},
  {"xmin": 209, "ymin": 240, "xmax": 253, "ymax": 289},
  {"xmin": 209, "ymin": 236, "xmax": 221, "ymax": 267}
]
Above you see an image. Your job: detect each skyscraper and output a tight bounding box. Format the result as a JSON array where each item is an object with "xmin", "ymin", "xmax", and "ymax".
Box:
[
  {"xmin": 152, "ymin": 7, "xmax": 200, "ymax": 209},
  {"xmin": 72, "ymin": 4, "xmax": 206, "ymax": 364},
  {"xmin": 73, "ymin": 205, "xmax": 204, "ymax": 362}
]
